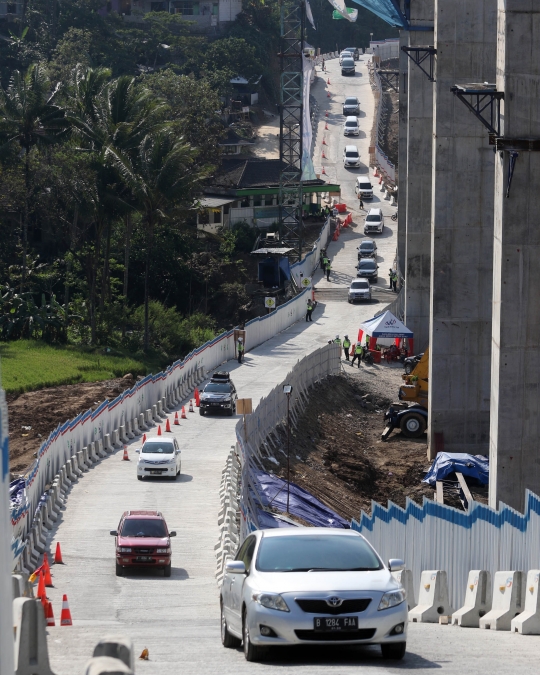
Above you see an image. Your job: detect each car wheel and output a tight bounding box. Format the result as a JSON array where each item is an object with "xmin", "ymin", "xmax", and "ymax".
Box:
[
  {"xmin": 163, "ymin": 563, "xmax": 172, "ymax": 577},
  {"xmin": 243, "ymin": 610, "xmax": 267, "ymax": 662},
  {"xmin": 199, "ymin": 409, "xmax": 204, "ymax": 416},
  {"xmin": 405, "ymin": 362, "xmax": 414, "ymax": 375},
  {"xmin": 400, "ymin": 413, "xmax": 427, "ymax": 438},
  {"xmin": 115, "ymin": 562, "xmax": 124, "ymax": 577},
  {"xmin": 381, "ymin": 642, "xmax": 406, "ymax": 660},
  {"xmin": 137, "ymin": 475, "xmax": 143, "ymax": 481},
  {"xmin": 221, "ymin": 602, "xmax": 241, "ymax": 649}
]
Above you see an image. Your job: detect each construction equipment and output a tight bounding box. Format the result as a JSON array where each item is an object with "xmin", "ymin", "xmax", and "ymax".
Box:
[{"xmin": 382, "ymin": 349, "xmax": 429, "ymax": 441}]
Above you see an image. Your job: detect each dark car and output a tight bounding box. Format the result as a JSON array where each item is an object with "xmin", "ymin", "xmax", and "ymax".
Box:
[
  {"xmin": 341, "ymin": 57, "xmax": 356, "ymax": 76},
  {"xmin": 199, "ymin": 371, "xmax": 238, "ymax": 416},
  {"xmin": 358, "ymin": 239, "xmax": 377, "ymax": 259},
  {"xmin": 357, "ymin": 258, "xmax": 378, "ymax": 282},
  {"xmin": 343, "ymin": 96, "xmax": 360, "ymax": 115},
  {"xmin": 111, "ymin": 510, "xmax": 176, "ymax": 577}
]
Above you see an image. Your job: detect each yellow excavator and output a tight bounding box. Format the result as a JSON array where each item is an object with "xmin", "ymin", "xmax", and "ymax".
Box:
[{"xmin": 382, "ymin": 349, "xmax": 429, "ymax": 440}]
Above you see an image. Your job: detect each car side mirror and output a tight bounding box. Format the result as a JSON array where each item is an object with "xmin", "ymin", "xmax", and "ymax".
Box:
[
  {"xmin": 110, "ymin": 530, "xmax": 118, "ymax": 536},
  {"xmin": 169, "ymin": 531, "xmax": 177, "ymax": 537},
  {"xmin": 225, "ymin": 560, "xmax": 246, "ymax": 574},
  {"xmin": 388, "ymin": 558, "xmax": 405, "ymax": 572}
]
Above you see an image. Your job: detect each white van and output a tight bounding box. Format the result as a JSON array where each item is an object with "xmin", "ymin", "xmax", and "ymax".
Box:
[
  {"xmin": 355, "ymin": 177, "xmax": 374, "ymax": 200},
  {"xmin": 364, "ymin": 208, "xmax": 384, "ymax": 234},
  {"xmin": 343, "ymin": 145, "xmax": 361, "ymax": 168}
]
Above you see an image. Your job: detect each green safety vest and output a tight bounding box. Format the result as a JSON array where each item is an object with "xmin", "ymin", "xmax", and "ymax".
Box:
[
  {"xmin": 343, "ymin": 339, "xmax": 351, "ymax": 348},
  {"xmin": 335, "ymin": 339, "xmax": 341, "ymax": 345},
  {"xmin": 238, "ymin": 343, "xmax": 244, "ymax": 352},
  {"xmin": 355, "ymin": 344, "xmax": 363, "ymax": 354}
]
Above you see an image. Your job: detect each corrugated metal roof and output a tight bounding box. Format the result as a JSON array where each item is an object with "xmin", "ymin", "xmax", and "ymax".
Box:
[
  {"xmin": 252, "ymin": 248, "xmax": 294, "ymax": 255},
  {"xmin": 199, "ymin": 197, "xmax": 236, "ymax": 208}
]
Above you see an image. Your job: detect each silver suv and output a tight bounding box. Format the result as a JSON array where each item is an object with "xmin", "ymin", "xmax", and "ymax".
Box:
[
  {"xmin": 364, "ymin": 208, "xmax": 384, "ymax": 234},
  {"xmin": 343, "ymin": 116, "xmax": 359, "ymax": 136}
]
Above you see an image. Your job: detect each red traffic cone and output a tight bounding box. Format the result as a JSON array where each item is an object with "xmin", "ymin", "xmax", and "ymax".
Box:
[
  {"xmin": 327, "ymin": 78, "xmax": 330, "ymax": 85},
  {"xmin": 157, "ymin": 425, "xmax": 162, "ymax": 436},
  {"xmin": 122, "ymin": 446, "xmax": 129, "ymax": 461},
  {"xmin": 60, "ymin": 594, "xmax": 73, "ymax": 626},
  {"xmin": 321, "ymin": 166, "xmax": 326, "ymax": 175},
  {"xmin": 46, "ymin": 600, "xmax": 55, "ymax": 627},
  {"xmin": 322, "ymin": 150, "xmax": 326, "ymax": 159},
  {"xmin": 189, "ymin": 400, "xmax": 194, "ymax": 413},
  {"xmin": 325, "ymin": 122, "xmax": 328, "ymax": 130},
  {"xmin": 181, "ymin": 406, "xmax": 187, "ymax": 419},
  {"xmin": 142, "ymin": 433, "xmax": 147, "ymax": 443},
  {"xmin": 54, "ymin": 542, "xmax": 64, "ymax": 565},
  {"xmin": 374, "ymin": 167, "xmax": 379, "ymax": 177},
  {"xmin": 322, "ymin": 138, "xmax": 327, "ymax": 145},
  {"xmin": 327, "ymin": 91, "xmax": 331, "ymax": 98},
  {"xmin": 325, "ymin": 111, "xmax": 328, "ymax": 117},
  {"xmin": 195, "ymin": 389, "xmax": 200, "ymax": 407},
  {"xmin": 174, "ymin": 412, "xmax": 180, "ymax": 426},
  {"xmin": 36, "ymin": 570, "xmax": 46, "ymax": 601},
  {"xmin": 165, "ymin": 418, "xmax": 171, "ymax": 432},
  {"xmin": 43, "ymin": 553, "xmax": 53, "ymax": 587}
]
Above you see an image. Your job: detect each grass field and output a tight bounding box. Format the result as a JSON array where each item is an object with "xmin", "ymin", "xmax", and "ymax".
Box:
[{"xmin": 0, "ymin": 341, "xmax": 165, "ymax": 394}]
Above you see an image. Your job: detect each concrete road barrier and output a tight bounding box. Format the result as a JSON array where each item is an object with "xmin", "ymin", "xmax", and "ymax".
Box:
[
  {"xmin": 392, "ymin": 569, "xmax": 415, "ymax": 610},
  {"xmin": 13, "ymin": 598, "xmax": 55, "ymax": 675},
  {"xmin": 71, "ymin": 454, "xmax": 83, "ymax": 478},
  {"xmin": 452, "ymin": 570, "xmax": 492, "ymax": 627},
  {"xmin": 145, "ymin": 409, "xmax": 153, "ymax": 426},
  {"xmin": 92, "ymin": 636, "xmax": 134, "ymax": 670},
  {"xmin": 84, "ymin": 657, "xmax": 133, "ymax": 675},
  {"xmin": 119, "ymin": 425, "xmax": 129, "ymax": 444},
  {"xmin": 409, "ymin": 571, "xmax": 453, "ymax": 623},
  {"xmin": 138, "ymin": 412, "xmax": 148, "ymax": 431},
  {"xmin": 480, "ymin": 571, "xmax": 525, "ymax": 631},
  {"xmin": 511, "ymin": 570, "xmax": 540, "ymax": 634},
  {"xmin": 151, "ymin": 404, "xmax": 160, "ymax": 423}
]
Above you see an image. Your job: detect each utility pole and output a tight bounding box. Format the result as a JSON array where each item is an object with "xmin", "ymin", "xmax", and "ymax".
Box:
[{"xmin": 278, "ymin": 0, "xmax": 305, "ymax": 263}]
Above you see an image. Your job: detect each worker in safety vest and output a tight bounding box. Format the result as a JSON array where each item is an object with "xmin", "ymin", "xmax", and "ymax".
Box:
[
  {"xmin": 325, "ymin": 260, "xmax": 331, "ymax": 281},
  {"xmin": 351, "ymin": 342, "xmax": 363, "ymax": 368},
  {"xmin": 237, "ymin": 337, "xmax": 245, "ymax": 363},
  {"xmin": 306, "ymin": 299, "xmax": 314, "ymax": 322},
  {"xmin": 343, "ymin": 335, "xmax": 351, "ymax": 361}
]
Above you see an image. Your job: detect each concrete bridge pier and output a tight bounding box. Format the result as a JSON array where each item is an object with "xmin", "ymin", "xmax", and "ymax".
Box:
[
  {"xmin": 427, "ymin": 0, "xmax": 497, "ymax": 458},
  {"xmin": 489, "ymin": 0, "xmax": 540, "ymax": 511}
]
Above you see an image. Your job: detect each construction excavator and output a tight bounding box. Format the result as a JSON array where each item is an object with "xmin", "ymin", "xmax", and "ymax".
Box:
[{"xmin": 381, "ymin": 349, "xmax": 429, "ymax": 441}]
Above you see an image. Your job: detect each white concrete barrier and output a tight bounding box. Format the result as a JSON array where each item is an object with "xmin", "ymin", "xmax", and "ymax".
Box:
[
  {"xmin": 511, "ymin": 570, "xmax": 540, "ymax": 634},
  {"xmin": 92, "ymin": 636, "xmax": 134, "ymax": 670},
  {"xmin": 138, "ymin": 412, "xmax": 148, "ymax": 431},
  {"xmin": 13, "ymin": 597, "xmax": 55, "ymax": 675},
  {"xmin": 151, "ymin": 404, "xmax": 160, "ymax": 423},
  {"xmin": 409, "ymin": 571, "xmax": 453, "ymax": 623},
  {"xmin": 84, "ymin": 656, "xmax": 133, "ymax": 675},
  {"xmin": 145, "ymin": 409, "xmax": 153, "ymax": 426},
  {"xmin": 71, "ymin": 454, "xmax": 83, "ymax": 478},
  {"xmin": 452, "ymin": 570, "xmax": 492, "ymax": 627},
  {"xmin": 479, "ymin": 571, "xmax": 525, "ymax": 631},
  {"xmin": 119, "ymin": 425, "xmax": 129, "ymax": 443},
  {"xmin": 392, "ymin": 569, "xmax": 415, "ymax": 611}
]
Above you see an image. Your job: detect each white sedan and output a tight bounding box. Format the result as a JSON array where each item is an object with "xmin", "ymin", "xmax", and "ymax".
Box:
[
  {"xmin": 136, "ymin": 437, "xmax": 181, "ymax": 480},
  {"xmin": 220, "ymin": 528, "xmax": 407, "ymax": 662}
]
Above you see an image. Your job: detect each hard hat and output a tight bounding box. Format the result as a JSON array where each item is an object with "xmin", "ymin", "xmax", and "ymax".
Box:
[
  {"xmin": 344, "ymin": 335, "xmax": 348, "ymax": 338},
  {"xmin": 238, "ymin": 337, "xmax": 243, "ymax": 342},
  {"xmin": 335, "ymin": 334, "xmax": 339, "ymax": 339}
]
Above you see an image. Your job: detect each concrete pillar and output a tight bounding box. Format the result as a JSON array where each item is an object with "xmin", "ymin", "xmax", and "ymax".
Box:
[
  {"xmin": 404, "ymin": 0, "xmax": 434, "ymax": 351},
  {"xmin": 489, "ymin": 0, "xmax": 540, "ymax": 511},
  {"xmin": 428, "ymin": 0, "xmax": 497, "ymax": 457},
  {"xmin": 397, "ymin": 26, "xmax": 409, "ymax": 275}
]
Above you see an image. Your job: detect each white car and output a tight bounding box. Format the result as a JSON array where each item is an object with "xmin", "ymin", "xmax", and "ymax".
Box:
[
  {"xmin": 220, "ymin": 528, "xmax": 407, "ymax": 662},
  {"xmin": 364, "ymin": 207, "xmax": 384, "ymax": 234},
  {"xmin": 343, "ymin": 145, "xmax": 361, "ymax": 168},
  {"xmin": 136, "ymin": 437, "xmax": 181, "ymax": 481},
  {"xmin": 339, "ymin": 50, "xmax": 351, "ymax": 64},
  {"xmin": 348, "ymin": 280, "xmax": 372, "ymax": 302},
  {"xmin": 343, "ymin": 116, "xmax": 359, "ymax": 136}
]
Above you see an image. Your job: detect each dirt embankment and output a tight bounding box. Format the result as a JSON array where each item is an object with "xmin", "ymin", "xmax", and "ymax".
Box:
[
  {"xmin": 8, "ymin": 375, "xmax": 136, "ymax": 475},
  {"xmin": 263, "ymin": 369, "xmax": 435, "ymax": 522}
]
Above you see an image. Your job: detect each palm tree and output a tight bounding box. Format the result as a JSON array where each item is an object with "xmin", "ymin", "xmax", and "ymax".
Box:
[{"xmin": 0, "ymin": 63, "xmax": 67, "ymax": 291}]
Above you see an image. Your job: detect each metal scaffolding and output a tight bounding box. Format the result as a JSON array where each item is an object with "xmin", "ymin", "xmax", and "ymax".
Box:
[{"xmin": 279, "ymin": 0, "xmax": 305, "ymax": 262}]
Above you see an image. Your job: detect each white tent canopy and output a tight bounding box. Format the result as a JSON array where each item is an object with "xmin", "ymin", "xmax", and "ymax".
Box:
[{"xmin": 360, "ymin": 310, "xmax": 413, "ymax": 338}]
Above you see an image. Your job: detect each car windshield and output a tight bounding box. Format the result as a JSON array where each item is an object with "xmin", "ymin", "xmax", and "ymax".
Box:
[
  {"xmin": 256, "ymin": 535, "xmax": 382, "ymax": 572},
  {"xmin": 360, "ymin": 242, "xmax": 374, "ymax": 250},
  {"xmin": 345, "ymin": 121, "xmax": 357, "ymax": 127},
  {"xmin": 351, "ymin": 281, "xmax": 369, "ymax": 289},
  {"xmin": 121, "ymin": 519, "xmax": 167, "ymax": 538},
  {"xmin": 358, "ymin": 260, "xmax": 375, "ymax": 269},
  {"xmin": 346, "ymin": 151, "xmax": 358, "ymax": 158},
  {"xmin": 345, "ymin": 98, "xmax": 358, "ymax": 104},
  {"xmin": 142, "ymin": 442, "xmax": 174, "ymax": 454},
  {"xmin": 204, "ymin": 383, "xmax": 231, "ymax": 393},
  {"xmin": 359, "ymin": 182, "xmax": 372, "ymax": 189},
  {"xmin": 343, "ymin": 59, "xmax": 354, "ymax": 65},
  {"xmin": 366, "ymin": 214, "xmax": 381, "ymax": 222}
]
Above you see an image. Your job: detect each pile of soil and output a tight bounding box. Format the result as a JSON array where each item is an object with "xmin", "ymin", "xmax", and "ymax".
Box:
[
  {"xmin": 7, "ymin": 375, "xmax": 136, "ymax": 475},
  {"xmin": 262, "ymin": 371, "xmax": 436, "ymax": 522}
]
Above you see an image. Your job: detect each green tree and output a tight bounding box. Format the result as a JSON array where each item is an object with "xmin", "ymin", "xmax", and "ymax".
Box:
[{"xmin": 0, "ymin": 63, "xmax": 66, "ymax": 291}]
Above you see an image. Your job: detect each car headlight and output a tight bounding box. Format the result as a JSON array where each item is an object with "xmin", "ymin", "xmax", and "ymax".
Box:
[
  {"xmin": 156, "ymin": 548, "xmax": 170, "ymax": 554},
  {"xmin": 252, "ymin": 592, "xmax": 290, "ymax": 612},
  {"xmin": 118, "ymin": 547, "xmax": 132, "ymax": 553},
  {"xmin": 378, "ymin": 589, "xmax": 406, "ymax": 611}
]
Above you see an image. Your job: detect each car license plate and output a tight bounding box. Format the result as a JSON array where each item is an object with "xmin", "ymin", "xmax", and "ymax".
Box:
[
  {"xmin": 314, "ymin": 616, "xmax": 358, "ymax": 632},
  {"xmin": 136, "ymin": 556, "xmax": 152, "ymax": 562},
  {"xmin": 150, "ymin": 470, "xmax": 162, "ymax": 475}
]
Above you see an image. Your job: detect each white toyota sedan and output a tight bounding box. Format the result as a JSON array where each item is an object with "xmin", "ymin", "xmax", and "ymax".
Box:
[{"xmin": 220, "ymin": 528, "xmax": 407, "ymax": 662}]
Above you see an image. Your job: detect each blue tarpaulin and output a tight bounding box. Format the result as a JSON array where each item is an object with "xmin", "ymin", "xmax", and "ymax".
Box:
[
  {"xmin": 422, "ymin": 453, "xmax": 489, "ymax": 486},
  {"xmin": 251, "ymin": 470, "xmax": 350, "ymax": 529},
  {"xmin": 349, "ymin": 0, "xmax": 406, "ymax": 27}
]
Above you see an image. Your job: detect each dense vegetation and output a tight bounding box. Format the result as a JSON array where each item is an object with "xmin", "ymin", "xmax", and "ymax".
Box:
[{"xmin": 0, "ymin": 0, "xmax": 393, "ymax": 372}]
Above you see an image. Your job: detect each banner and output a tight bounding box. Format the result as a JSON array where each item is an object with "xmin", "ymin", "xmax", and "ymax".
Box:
[
  {"xmin": 326, "ymin": 0, "xmax": 357, "ymax": 22},
  {"xmin": 301, "ymin": 54, "xmax": 316, "ymax": 181}
]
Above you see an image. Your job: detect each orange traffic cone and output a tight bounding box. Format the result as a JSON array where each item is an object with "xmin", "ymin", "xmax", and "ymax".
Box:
[
  {"xmin": 174, "ymin": 412, "xmax": 180, "ymax": 426},
  {"xmin": 327, "ymin": 78, "xmax": 331, "ymax": 85},
  {"xmin": 325, "ymin": 122, "xmax": 328, "ymax": 130},
  {"xmin": 60, "ymin": 594, "xmax": 73, "ymax": 626},
  {"xmin": 374, "ymin": 167, "xmax": 379, "ymax": 177},
  {"xmin": 157, "ymin": 425, "xmax": 162, "ymax": 436},
  {"xmin": 46, "ymin": 600, "xmax": 55, "ymax": 627},
  {"xmin": 165, "ymin": 418, "xmax": 171, "ymax": 432},
  {"xmin": 195, "ymin": 389, "xmax": 200, "ymax": 407},
  {"xmin": 43, "ymin": 553, "xmax": 53, "ymax": 587},
  {"xmin": 321, "ymin": 166, "xmax": 326, "ymax": 175},
  {"xmin": 189, "ymin": 400, "xmax": 194, "ymax": 413},
  {"xmin": 181, "ymin": 406, "xmax": 187, "ymax": 419},
  {"xmin": 122, "ymin": 446, "xmax": 129, "ymax": 461},
  {"xmin": 54, "ymin": 542, "xmax": 64, "ymax": 565},
  {"xmin": 142, "ymin": 433, "xmax": 147, "ymax": 443},
  {"xmin": 327, "ymin": 91, "xmax": 331, "ymax": 98},
  {"xmin": 322, "ymin": 149, "xmax": 326, "ymax": 159},
  {"xmin": 325, "ymin": 111, "xmax": 328, "ymax": 117},
  {"xmin": 322, "ymin": 138, "xmax": 327, "ymax": 145},
  {"xmin": 36, "ymin": 570, "xmax": 46, "ymax": 601}
]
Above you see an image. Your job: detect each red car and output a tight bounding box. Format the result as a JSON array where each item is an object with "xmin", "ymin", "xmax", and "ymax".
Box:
[{"xmin": 110, "ymin": 510, "xmax": 176, "ymax": 577}]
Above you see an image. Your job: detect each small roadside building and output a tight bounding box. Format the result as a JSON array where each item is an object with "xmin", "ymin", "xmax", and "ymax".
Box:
[{"xmin": 197, "ymin": 158, "xmax": 340, "ymax": 233}]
